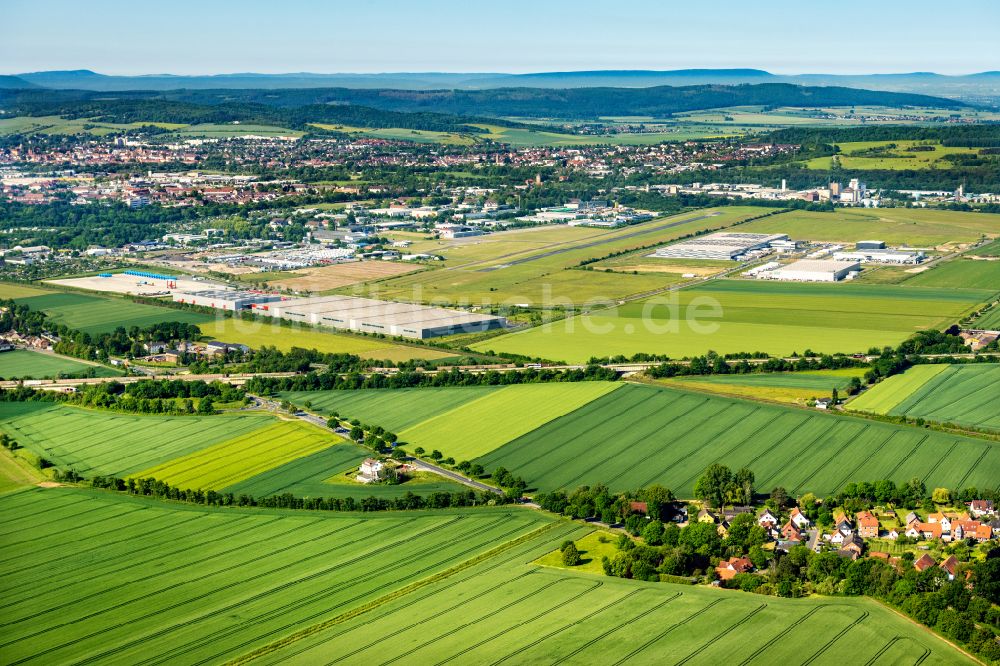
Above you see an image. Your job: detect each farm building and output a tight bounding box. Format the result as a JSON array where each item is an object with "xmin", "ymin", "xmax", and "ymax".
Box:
[
  {"xmin": 651, "ymin": 232, "xmax": 788, "ymax": 261},
  {"xmin": 762, "ymin": 259, "xmax": 860, "ymax": 282},
  {"xmin": 172, "ymin": 289, "xmax": 283, "ymax": 311},
  {"xmin": 252, "ymin": 295, "xmax": 505, "ymax": 339}
]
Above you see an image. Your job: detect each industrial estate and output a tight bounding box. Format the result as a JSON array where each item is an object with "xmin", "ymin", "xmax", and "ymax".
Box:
[{"xmin": 2, "ymin": 8, "xmax": 1000, "ymax": 665}]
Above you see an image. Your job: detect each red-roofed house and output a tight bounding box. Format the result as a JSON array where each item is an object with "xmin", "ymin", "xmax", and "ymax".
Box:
[
  {"xmin": 914, "ymin": 554, "xmax": 936, "ymax": 572},
  {"xmin": 716, "ymin": 556, "xmax": 753, "ymax": 581},
  {"xmin": 939, "ymin": 556, "xmax": 958, "ymax": 580},
  {"xmin": 856, "ymin": 511, "xmax": 880, "ymax": 539}
]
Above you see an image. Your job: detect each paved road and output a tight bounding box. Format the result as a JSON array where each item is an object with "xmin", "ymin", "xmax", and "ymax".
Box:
[{"xmin": 409, "ymin": 459, "xmax": 505, "ymax": 496}]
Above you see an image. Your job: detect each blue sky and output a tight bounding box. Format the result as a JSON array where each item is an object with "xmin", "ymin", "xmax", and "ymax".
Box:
[{"xmin": 3, "ymin": 0, "xmax": 998, "ymax": 75}]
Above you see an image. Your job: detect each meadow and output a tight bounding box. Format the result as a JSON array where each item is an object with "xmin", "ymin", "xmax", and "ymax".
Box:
[
  {"xmin": 849, "ymin": 364, "xmax": 1000, "ymax": 432},
  {"xmin": 0, "ymin": 487, "xmax": 550, "ymax": 665},
  {"xmin": 0, "ymin": 115, "xmax": 186, "ymax": 136},
  {"xmin": 902, "ymin": 257, "xmax": 1000, "ymax": 290},
  {"xmin": 12, "ymin": 292, "xmax": 212, "ymax": 335},
  {"xmin": 0, "ymin": 402, "xmax": 275, "ymax": 476},
  {"xmin": 473, "ymin": 383, "xmax": 1000, "ymax": 497},
  {"xmin": 398, "ymin": 382, "xmax": 620, "ymax": 460},
  {"xmin": 365, "ymin": 207, "xmax": 764, "ymax": 307},
  {"xmin": 247, "ymin": 514, "xmax": 972, "ymax": 666},
  {"xmin": 224, "ymin": 445, "xmax": 467, "ymax": 498},
  {"xmin": 0, "ymin": 350, "xmax": 121, "ymax": 379},
  {"xmin": 735, "ymin": 208, "xmax": 1000, "ymax": 247},
  {"xmin": 0, "ymin": 282, "xmax": 54, "ymax": 299},
  {"xmin": 131, "ymin": 420, "xmax": 337, "ymax": 490},
  {"xmin": 802, "ymin": 140, "xmax": 981, "ymax": 170},
  {"xmin": 475, "ymin": 280, "xmax": 990, "ymax": 362},
  {"xmin": 199, "ymin": 317, "xmax": 455, "ymax": 362},
  {"xmin": 659, "ymin": 368, "xmax": 865, "ymax": 405}
]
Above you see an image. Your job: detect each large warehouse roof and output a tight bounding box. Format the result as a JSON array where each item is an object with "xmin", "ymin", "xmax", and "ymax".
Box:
[{"xmin": 652, "ymin": 232, "xmax": 788, "ymax": 260}]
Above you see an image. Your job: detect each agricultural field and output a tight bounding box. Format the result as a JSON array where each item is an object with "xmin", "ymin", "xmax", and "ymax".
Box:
[
  {"xmin": 848, "ymin": 364, "xmax": 1000, "ymax": 432},
  {"xmin": 0, "ymin": 487, "xmax": 550, "ymax": 665},
  {"xmin": 199, "ymin": 317, "xmax": 456, "ymax": 362},
  {"xmin": 131, "ymin": 420, "xmax": 337, "ymax": 490},
  {"xmin": 369, "ymin": 207, "xmax": 765, "ymax": 307},
  {"xmin": 659, "ymin": 368, "xmax": 865, "ymax": 405},
  {"xmin": 225, "ymin": 445, "xmax": 467, "ymax": 498},
  {"xmin": 11, "ymin": 292, "xmax": 213, "ymax": 335},
  {"xmin": 735, "ymin": 207, "xmax": 1000, "ymax": 248},
  {"xmin": 476, "ymin": 280, "xmax": 991, "ymax": 363},
  {"xmin": 973, "ymin": 305, "xmax": 1000, "ymax": 329},
  {"xmin": 969, "ymin": 238, "xmax": 1000, "ymax": 257},
  {"xmin": 801, "ymin": 140, "xmax": 981, "ymax": 170},
  {"xmin": 248, "ymin": 515, "xmax": 972, "ymax": 666},
  {"xmin": 279, "ymin": 386, "xmax": 505, "ymax": 432},
  {"xmin": 0, "ymin": 282, "xmax": 54, "ymax": 299},
  {"xmin": 398, "ymin": 382, "xmax": 621, "ymax": 460},
  {"xmin": 0, "ymin": 402, "xmax": 274, "ymax": 476},
  {"xmin": 0, "ymin": 448, "xmax": 43, "ymax": 495},
  {"xmin": 0, "ymin": 114, "xmax": 186, "ymax": 136},
  {"xmin": 311, "ymin": 123, "xmax": 476, "ymax": 145},
  {"xmin": 172, "ymin": 123, "xmax": 304, "ymax": 138},
  {"xmin": 473, "ymin": 383, "xmax": 1000, "ymax": 497},
  {"xmin": 0, "ymin": 350, "xmax": 121, "ymax": 379},
  {"xmin": 902, "ymin": 256, "xmax": 1000, "ymax": 290}
]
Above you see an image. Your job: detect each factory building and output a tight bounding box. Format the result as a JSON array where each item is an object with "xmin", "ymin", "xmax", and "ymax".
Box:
[
  {"xmin": 652, "ymin": 232, "xmax": 789, "ymax": 261},
  {"xmin": 764, "ymin": 259, "xmax": 860, "ymax": 282},
  {"xmin": 252, "ymin": 295, "xmax": 505, "ymax": 339},
  {"xmin": 172, "ymin": 290, "xmax": 283, "ymax": 311},
  {"xmin": 833, "ymin": 249, "xmax": 925, "ymax": 265},
  {"xmin": 856, "ymin": 240, "xmax": 886, "ymax": 251}
]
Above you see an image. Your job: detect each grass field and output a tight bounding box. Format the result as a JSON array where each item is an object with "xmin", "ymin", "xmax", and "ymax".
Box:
[
  {"xmin": 0, "ymin": 487, "xmax": 551, "ymax": 665},
  {"xmin": 264, "ymin": 261, "xmax": 423, "ymax": 293},
  {"xmin": 0, "ymin": 115, "xmax": 186, "ymax": 136},
  {"xmin": 660, "ymin": 368, "xmax": 866, "ymax": 405},
  {"xmin": 973, "ymin": 305, "xmax": 1000, "ymax": 329},
  {"xmin": 279, "ymin": 386, "xmax": 505, "ymax": 432},
  {"xmin": 12, "ymin": 292, "xmax": 212, "ymax": 335},
  {"xmin": 802, "ymin": 140, "xmax": 980, "ymax": 170},
  {"xmin": 735, "ymin": 208, "xmax": 1000, "ymax": 248},
  {"xmin": 0, "ymin": 448, "xmax": 43, "ymax": 494},
  {"xmin": 0, "ymin": 350, "xmax": 121, "ymax": 379},
  {"xmin": 199, "ymin": 317, "xmax": 455, "ymax": 362},
  {"xmin": 903, "ymin": 257, "xmax": 1000, "ymax": 290},
  {"xmin": 365, "ymin": 207, "xmax": 764, "ymax": 307},
  {"xmin": 247, "ymin": 514, "xmax": 973, "ymax": 666},
  {"xmin": 473, "ymin": 383, "xmax": 1000, "ymax": 497},
  {"xmin": 173, "ymin": 123, "xmax": 304, "ymax": 138},
  {"xmin": 224, "ymin": 444, "xmax": 467, "ymax": 498},
  {"xmin": 0, "ymin": 402, "xmax": 275, "ymax": 477},
  {"xmin": 849, "ymin": 364, "xmax": 1000, "ymax": 431},
  {"xmin": 970, "ymin": 239, "xmax": 1000, "ymax": 257},
  {"xmin": 399, "ymin": 382, "xmax": 621, "ymax": 461},
  {"xmin": 0, "ymin": 282, "xmax": 54, "ymax": 299},
  {"xmin": 131, "ymin": 420, "xmax": 337, "ymax": 490},
  {"xmin": 475, "ymin": 280, "xmax": 991, "ymax": 362}
]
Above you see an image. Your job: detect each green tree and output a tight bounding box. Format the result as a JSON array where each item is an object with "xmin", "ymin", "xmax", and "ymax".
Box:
[
  {"xmin": 694, "ymin": 463, "xmax": 732, "ymax": 508},
  {"xmin": 561, "ymin": 542, "xmax": 582, "ymax": 566}
]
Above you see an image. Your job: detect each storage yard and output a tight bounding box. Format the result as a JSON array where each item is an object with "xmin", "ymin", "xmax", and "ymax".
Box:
[{"xmin": 47, "ymin": 270, "xmax": 221, "ymax": 296}]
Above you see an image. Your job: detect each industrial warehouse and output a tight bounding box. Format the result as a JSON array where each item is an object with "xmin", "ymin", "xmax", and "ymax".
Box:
[
  {"xmin": 172, "ymin": 289, "xmax": 505, "ymax": 338},
  {"xmin": 651, "ymin": 232, "xmax": 790, "ymax": 261},
  {"xmin": 756, "ymin": 259, "xmax": 861, "ymax": 282}
]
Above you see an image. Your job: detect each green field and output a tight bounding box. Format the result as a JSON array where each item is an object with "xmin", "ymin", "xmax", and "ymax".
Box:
[
  {"xmin": 0, "ymin": 350, "xmax": 121, "ymax": 379},
  {"xmin": 735, "ymin": 208, "xmax": 1000, "ymax": 247},
  {"xmin": 473, "ymin": 383, "xmax": 1000, "ymax": 496},
  {"xmin": 0, "ymin": 402, "xmax": 275, "ymax": 476},
  {"xmin": 802, "ymin": 140, "xmax": 980, "ymax": 170},
  {"xmin": 974, "ymin": 305, "xmax": 1000, "ymax": 329},
  {"xmin": 399, "ymin": 382, "xmax": 621, "ymax": 460},
  {"xmin": 279, "ymin": 386, "xmax": 505, "ymax": 432},
  {"xmin": 366, "ymin": 207, "xmax": 764, "ymax": 307},
  {"xmin": 131, "ymin": 420, "xmax": 337, "ymax": 489},
  {"xmin": 248, "ymin": 513, "xmax": 972, "ymax": 666},
  {"xmin": 661, "ymin": 368, "xmax": 864, "ymax": 404},
  {"xmin": 971, "ymin": 239, "xmax": 1000, "ymax": 257},
  {"xmin": 475, "ymin": 280, "xmax": 990, "ymax": 362},
  {"xmin": 173, "ymin": 123, "xmax": 304, "ymax": 138},
  {"xmin": 0, "ymin": 448, "xmax": 43, "ymax": 494},
  {"xmin": 0, "ymin": 115, "xmax": 186, "ymax": 136},
  {"xmin": 0, "ymin": 282, "xmax": 54, "ymax": 299},
  {"xmin": 199, "ymin": 317, "xmax": 455, "ymax": 362},
  {"xmin": 0, "ymin": 487, "xmax": 550, "ymax": 665},
  {"xmin": 903, "ymin": 257, "xmax": 1000, "ymax": 290},
  {"xmin": 224, "ymin": 444, "xmax": 467, "ymax": 498},
  {"xmin": 13, "ymin": 292, "xmax": 213, "ymax": 335},
  {"xmin": 849, "ymin": 364, "xmax": 1000, "ymax": 431}
]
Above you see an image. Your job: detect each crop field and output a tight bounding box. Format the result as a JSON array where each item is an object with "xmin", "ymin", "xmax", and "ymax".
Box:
[
  {"xmin": 0, "ymin": 402, "xmax": 275, "ymax": 477},
  {"xmin": 0, "ymin": 350, "xmax": 121, "ymax": 379},
  {"xmin": 473, "ymin": 383, "xmax": 1000, "ymax": 496},
  {"xmin": 660, "ymin": 368, "xmax": 865, "ymax": 404},
  {"xmin": 224, "ymin": 445, "xmax": 467, "ymax": 498},
  {"xmin": 310, "ymin": 123, "xmax": 476, "ymax": 145},
  {"xmin": 735, "ymin": 208, "xmax": 1000, "ymax": 247},
  {"xmin": 801, "ymin": 140, "xmax": 980, "ymax": 170},
  {"xmin": 12, "ymin": 292, "xmax": 212, "ymax": 335},
  {"xmin": 199, "ymin": 317, "xmax": 455, "ymax": 362},
  {"xmin": 0, "ymin": 448, "xmax": 43, "ymax": 495},
  {"xmin": 367, "ymin": 208, "xmax": 764, "ymax": 306},
  {"xmin": 172, "ymin": 123, "xmax": 305, "ymax": 138},
  {"xmin": 279, "ymin": 386, "xmax": 504, "ymax": 432},
  {"xmin": 247, "ymin": 516, "xmax": 972, "ymax": 666},
  {"xmin": 475, "ymin": 280, "xmax": 991, "ymax": 362},
  {"xmin": 131, "ymin": 420, "xmax": 337, "ymax": 490},
  {"xmin": 970, "ymin": 239, "xmax": 1000, "ymax": 257},
  {"xmin": 0, "ymin": 115, "xmax": 187, "ymax": 136},
  {"xmin": 0, "ymin": 487, "xmax": 551, "ymax": 665},
  {"xmin": 399, "ymin": 382, "xmax": 621, "ymax": 461},
  {"xmin": 974, "ymin": 305, "xmax": 1000, "ymax": 329},
  {"xmin": 903, "ymin": 257, "xmax": 1000, "ymax": 290},
  {"xmin": 849, "ymin": 364, "xmax": 1000, "ymax": 431},
  {"xmin": 0, "ymin": 282, "xmax": 54, "ymax": 299}
]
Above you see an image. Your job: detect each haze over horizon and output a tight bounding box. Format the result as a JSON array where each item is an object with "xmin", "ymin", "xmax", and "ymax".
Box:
[{"xmin": 3, "ymin": 0, "xmax": 999, "ymax": 77}]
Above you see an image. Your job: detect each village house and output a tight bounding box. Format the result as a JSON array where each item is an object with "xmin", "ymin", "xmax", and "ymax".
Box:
[
  {"xmin": 757, "ymin": 509, "xmax": 778, "ymax": 529},
  {"xmin": 927, "ymin": 512, "xmax": 952, "ymax": 535},
  {"xmin": 939, "ymin": 555, "xmax": 958, "ymax": 581},
  {"xmin": 856, "ymin": 511, "xmax": 880, "ymax": 539},
  {"xmin": 356, "ymin": 458, "xmax": 383, "ymax": 484},
  {"xmin": 838, "ymin": 534, "xmax": 865, "ymax": 560},
  {"xmin": 780, "ymin": 522, "xmax": 802, "ymax": 542},
  {"xmin": 789, "ymin": 507, "xmax": 811, "ymax": 528},
  {"xmin": 914, "ymin": 554, "xmax": 936, "ymax": 572},
  {"xmin": 967, "ymin": 500, "xmax": 995, "ymax": 518},
  {"xmin": 715, "ymin": 556, "xmax": 753, "ymax": 581}
]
